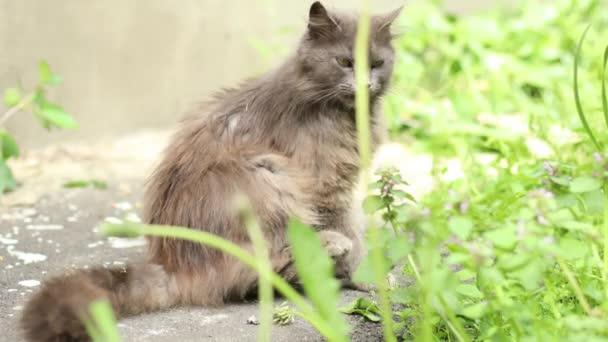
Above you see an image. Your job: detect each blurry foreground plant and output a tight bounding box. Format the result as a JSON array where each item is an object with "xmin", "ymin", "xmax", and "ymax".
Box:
[{"xmin": 1, "ymin": 61, "xmax": 77, "ymax": 193}]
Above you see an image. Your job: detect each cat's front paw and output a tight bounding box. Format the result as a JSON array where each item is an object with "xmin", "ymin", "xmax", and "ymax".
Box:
[{"xmin": 318, "ymin": 230, "xmax": 353, "ymax": 258}]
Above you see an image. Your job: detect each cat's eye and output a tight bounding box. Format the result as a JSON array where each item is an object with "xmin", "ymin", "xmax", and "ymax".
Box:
[
  {"xmin": 336, "ymin": 57, "xmax": 354, "ymax": 68},
  {"xmin": 371, "ymin": 60, "xmax": 385, "ymax": 68}
]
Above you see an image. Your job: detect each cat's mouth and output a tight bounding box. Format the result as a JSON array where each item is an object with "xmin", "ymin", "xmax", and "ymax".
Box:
[{"xmin": 338, "ymin": 89, "xmax": 381, "ymax": 102}]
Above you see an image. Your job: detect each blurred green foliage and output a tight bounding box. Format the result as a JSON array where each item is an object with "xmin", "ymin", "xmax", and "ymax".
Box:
[
  {"xmin": 1, "ymin": 61, "xmax": 77, "ymax": 193},
  {"xmin": 357, "ymin": 0, "xmax": 608, "ymax": 340}
]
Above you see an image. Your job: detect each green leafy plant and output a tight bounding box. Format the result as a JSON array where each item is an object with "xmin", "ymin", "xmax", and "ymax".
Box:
[
  {"xmin": 1, "ymin": 60, "xmax": 77, "ymax": 193},
  {"xmin": 340, "ymin": 297, "xmax": 382, "ymax": 322},
  {"xmin": 355, "ymin": 1, "xmax": 608, "ymax": 340}
]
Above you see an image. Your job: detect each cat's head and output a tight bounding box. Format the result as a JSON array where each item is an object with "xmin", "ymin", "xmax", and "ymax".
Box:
[{"xmin": 297, "ymin": 1, "xmax": 401, "ymax": 107}]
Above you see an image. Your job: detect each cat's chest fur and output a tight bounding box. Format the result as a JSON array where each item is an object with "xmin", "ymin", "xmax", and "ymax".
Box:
[{"xmin": 283, "ymin": 110, "xmax": 372, "ymax": 195}]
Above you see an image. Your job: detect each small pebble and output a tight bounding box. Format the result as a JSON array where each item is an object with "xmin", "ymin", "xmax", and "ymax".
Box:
[{"xmin": 247, "ymin": 315, "xmax": 260, "ymax": 325}]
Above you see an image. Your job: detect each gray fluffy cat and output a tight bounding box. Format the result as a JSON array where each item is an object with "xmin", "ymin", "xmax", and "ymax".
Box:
[{"xmin": 20, "ymin": 2, "xmax": 401, "ymax": 341}]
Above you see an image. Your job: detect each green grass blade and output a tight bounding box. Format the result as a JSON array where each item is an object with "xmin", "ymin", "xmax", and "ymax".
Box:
[
  {"xmin": 85, "ymin": 299, "xmax": 121, "ymax": 342},
  {"xmin": 601, "ymin": 43, "xmax": 608, "ymax": 129},
  {"xmin": 354, "ymin": 0, "xmax": 372, "ymax": 171},
  {"xmin": 354, "ymin": 2, "xmax": 397, "ymax": 341},
  {"xmin": 286, "ymin": 219, "xmax": 350, "ymax": 342},
  {"xmin": 235, "ymin": 196, "xmax": 273, "ymax": 342},
  {"xmin": 574, "ymin": 25, "xmax": 602, "ymax": 151}
]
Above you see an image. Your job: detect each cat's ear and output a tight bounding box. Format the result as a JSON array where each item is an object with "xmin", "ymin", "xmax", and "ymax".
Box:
[
  {"xmin": 308, "ymin": 2, "xmax": 341, "ymax": 40},
  {"xmin": 376, "ymin": 6, "xmax": 403, "ymax": 33}
]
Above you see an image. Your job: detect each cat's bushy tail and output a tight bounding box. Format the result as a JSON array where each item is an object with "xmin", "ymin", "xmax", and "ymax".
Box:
[{"xmin": 20, "ymin": 263, "xmax": 179, "ymax": 342}]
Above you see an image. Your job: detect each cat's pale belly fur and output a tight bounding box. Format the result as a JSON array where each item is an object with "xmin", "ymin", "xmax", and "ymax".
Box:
[{"xmin": 19, "ymin": 2, "xmax": 400, "ymax": 341}]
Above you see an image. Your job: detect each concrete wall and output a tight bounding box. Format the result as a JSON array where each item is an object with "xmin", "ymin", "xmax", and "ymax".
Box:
[{"xmin": 0, "ymin": 0, "xmax": 505, "ymax": 147}]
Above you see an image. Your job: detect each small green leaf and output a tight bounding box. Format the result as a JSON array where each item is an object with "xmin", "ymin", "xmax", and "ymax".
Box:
[
  {"xmin": 484, "ymin": 227, "xmax": 517, "ymax": 250},
  {"xmin": 448, "ymin": 216, "xmax": 474, "ymax": 240},
  {"xmin": 0, "ymin": 130, "xmax": 20, "ymax": 160},
  {"xmin": 456, "ymin": 269, "xmax": 476, "ymax": 282},
  {"xmin": 456, "ymin": 284, "xmax": 484, "ymax": 299},
  {"xmin": 63, "ymin": 180, "xmax": 91, "ymax": 188},
  {"xmin": 460, "ymin": 302, "xmax": 488, "ymax": 320},
  {"xmin": 564, "ymin": 315, "xmax": 608, "ymax": 332},
  {"xmin": 478, "ymin": 267, "xmax": 505, "ymax": 288},
  {"xmin": 569, "ymin": 176, "xmax": 602, "ymax": 193},
  {"xmin": 32, "ymin": 90, "xmax": 53, "ymax": 130},
  {"xmin": 272, "ymin": 302, "xmax": 295, "ymax": 326},
  {"xmin": 33, "ymin": 110, "xmax": 52, "ymax": 130},
  {"xmin": 63, "ymin": 179, "xmax": 107, "ymax": 190},
  {"xmin": 559, "ymin": 238, "xmax": 590, "ymax": 261},
  {"xmin": 509, "ymin": 259, "xmax": 545, "ymax": 291},
  {"xmin": 287, "ymin": 218, "xmax": 350, "ymax": 339},
  {"xmin": 91, "ymin": 180, "xmax": 108, "ymax": 189},
  {"xmin": 0, "ymin": 158, "xmax": 17, "ymax": 193},
  {"xmin": 550, "ymin": 176, "xmax": 570, "ymax": 186},
  {"xmin": 363, "ymin": 195, "xmax": 384, "ymax": 214},
  {"xmin": 556, "ymin": 221, "xmax": 594, "ymax": 232},
  {"xmin": 390, "ymin": 287, "xmax": 416, "ymax": 304},
  {"xmin": 393, "ymin": 190, "xmax": 417, "ymax": 203},
  {"xmin": 353, "ymin": 253, "xmax": 377, "ymax": 284},
  {"xmin": 339, "ymin": 297, "xmax": 382, "ymax": 322},
  {"xmin": 39, "ymin": 103, "xmax": 77, "ymax": 129},
  {"xmin": 3, "ymin": 87, "xmax": 22, "ymax": 108},
  {"xmin": 583, "ymin": 190, "xmax": 605, "ymax": 215},
  {"xmin": 386, "ymin": 233, "xmax": 411, "ymax": 264},
  {"xmin": 39, "ymin": 60, "xmax": 62, "ymax": 85}
]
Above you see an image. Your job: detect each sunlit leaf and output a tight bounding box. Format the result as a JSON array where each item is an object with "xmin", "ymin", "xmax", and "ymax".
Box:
[
  {"xmin": 484, "ymin": 227, "xmax": 517, "ymax": 250},
  {"xmin": 460, "ymin": 302, "xmax": 488, "ymax": 320},
  {"xmin": 39, "ymin": 60, "xmax": 63, "ymax": 85},
  {"xmin": 339, "ymin": 297, "xmax": 382, "ymax": 322},
  {"xmin": 287, "ymin": 218, "xmax": 350, "ymax": 339},
  {"xmin": 558, "ymin": 238, "xmax": 590, "ymax": 261},
  {"xmin": 569, "ymin": 176, "xmax": 602, "ymax": 193},
  {"xmin": 393, "ymin": 190, "xmax": 417, "ymax": 203},
  {"xmin": 63, "ymin": 179, "xmax": 108, "ymax": 189},
  {"xmin": 39, "ymin": 103, "xmax": 77, "ymax": 129},
  {"xmin": 0, "ymin": 130, "xmax": 20, "ymax": 160},
  {"xmin": 386, "ymin": 233, "xmax": 411, "ymax": 264},
  {"xmin": 363, "ymin": 195, "xmax": 384, "ymax": 214},
  {"xmin": 3, "ymin": 87, "xmax": 22, "ymax": 108},
  {"xmin": 456, "ymin": 284, "xmax": 484, "ymax": 299},
  {"xmin": 448, "ymin": 216, "xmax": 474, "ymax": 240},
  {"xmin": 0, "ymin": 158, "xmax": 17, "ymax": 193}
]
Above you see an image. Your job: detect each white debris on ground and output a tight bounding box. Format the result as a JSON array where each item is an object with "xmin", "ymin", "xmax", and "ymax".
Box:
[
  {"xmin": 6, "ymin": 246, "xmax": 47, "ymax": 264},
  {"xmin": 104, "ymin": 217, "xmax": 124, "ymax": 224},
  {"xmin": 0, "ymin": 236, "xmax": 18, "ymax": 245},
  {"xmin": 108, "ymin": 237, "xmax": 147, "ymax": 249},
  {"xmin": 25, "ymin": 224, "xmax": 64, "ymax": 231},
  {"xmin": 18, "ymin": 280, "xmax": 41, "ymax": 287},
  {"xmin": 112, "ymin": 201, "xmax": 134, "ymax": 211}
]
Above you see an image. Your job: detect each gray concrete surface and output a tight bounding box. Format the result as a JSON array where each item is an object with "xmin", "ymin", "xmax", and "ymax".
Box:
[
  {"xmin": 1, "ymin": 0, "xmax": 508, "ymax": 148},
  {"xmin": 0, "ymin": 184, "xmax": 380, "ymax": 341}
]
